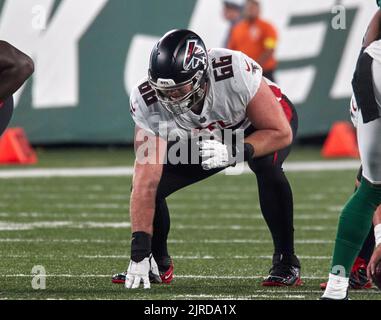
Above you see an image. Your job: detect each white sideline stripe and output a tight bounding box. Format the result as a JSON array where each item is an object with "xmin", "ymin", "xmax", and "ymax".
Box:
[
  {"xmin": 0, "ymin": 238, "xmax": 334, "ymax": 244},
  {"xmin": 0, "ymin": 160, "xmax": 361, "ymax": 179},
  {"xmin": 0, "ymin": 167, "xmax": 135, "ymax": 178},
  {"xmin": 284, "ymin": 160, "xmax": 360, "ymax": 172},
  {"xmin": 0, "ymin": 221, "xmax": 131, "ymax": 230},
  {"xmin": 0, "ymin": 221, "xmax": 336, "ymax": 231},
  {"xmin": 0, "ymin": 213, "xmax": 339, "ymax": 220}
]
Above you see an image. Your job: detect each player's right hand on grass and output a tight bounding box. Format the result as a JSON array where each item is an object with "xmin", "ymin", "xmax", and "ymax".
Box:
[
  {"xmin": 125, "ymin": 254, "xmax": 161, "ymax": 289},
  {"xmin": 367, "ymin": 244, "xmax": 381, "ymax": 280}
]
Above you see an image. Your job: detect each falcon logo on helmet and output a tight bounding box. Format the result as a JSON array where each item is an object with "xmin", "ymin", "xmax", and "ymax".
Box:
[{"xmin": 183, "ymin": 40, "xmax": 207, "ymax": 72}]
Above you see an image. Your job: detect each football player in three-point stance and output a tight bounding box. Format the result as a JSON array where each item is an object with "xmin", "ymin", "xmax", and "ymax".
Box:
[
  {"xmin": 112, "ymin": 29, "xmax": 301, "ymax": 289},
  {"xmin": 322, "ymin": 5, "xmax": 381, "ymax": 300}
]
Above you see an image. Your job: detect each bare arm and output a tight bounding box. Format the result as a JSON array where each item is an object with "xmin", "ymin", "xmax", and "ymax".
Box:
[
  {"xmin": 367, "ymin": 205, "xmax": 381, "ymax": 278},
  {"xmin": 244, "ymin": 79, "xmax": 292, "ymax": 158},
  {"xmin": 130, "ymin": 125, "xmax": 167, "ymax": 235},
  {"xmin": 363, "ymin": 9, "xmax": 381, "ymax": 48},
  {"xmin": 0, "ymin": 41, "xmax": 34, "ymax": 101}
]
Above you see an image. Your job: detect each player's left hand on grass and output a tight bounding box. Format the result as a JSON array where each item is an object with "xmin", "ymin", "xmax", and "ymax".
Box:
[
  {"xmin": 125, "ymin": 254, "xmax": 161, "ymax": 289},
  {"xmin": 198, "ymin": 140, "xmax": 236, "ymax": 170},
  {"xmin": 367, "ymin": 245, "xmax": 381, "ymax": 280}
]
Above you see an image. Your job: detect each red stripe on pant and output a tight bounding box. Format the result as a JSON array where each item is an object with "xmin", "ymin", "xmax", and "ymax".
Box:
[
  {"xmin": 268, "ymin": 85, "xmax": 293, "ymax": 123},
  {"xmin": 273, "ymin": 151, "xmax": 279, "ymax": 165}
]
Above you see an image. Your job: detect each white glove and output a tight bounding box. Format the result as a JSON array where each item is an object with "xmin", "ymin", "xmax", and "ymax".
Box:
[
  {"xmin": 125, "ymin": 254, "xmax": 161, "ymax": 289},
  {"xmin": 199, "ymin": 140, "xmax": 235, "ymax": 170}
]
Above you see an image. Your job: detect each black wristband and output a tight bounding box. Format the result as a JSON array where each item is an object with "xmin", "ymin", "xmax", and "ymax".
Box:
[
  {"xmin": 131, "ymin": 231, "xmax": 151, "ymax": 262},
  {"xmin": 243, "ymin": 143, "xmax": 255, "ymax": 161}
]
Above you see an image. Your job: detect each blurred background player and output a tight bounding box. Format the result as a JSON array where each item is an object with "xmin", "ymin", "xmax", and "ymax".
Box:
[
  {"xmin": 113, "ymin": 29, "xmax": 302, "ymax": 289},
  {"xmin": 227, "ymin": 0, "xmax": 278, "ymax": 81},
  {"xmin": 0, "ymin": 41, "xmax": 34, "ymax": 136},
  {"xmin": 222, "ymin": 0, "xmax": 244, "ymax": 47},
  {"xmin": 322, "ymin": 6, "xmax": 381, "ymax": 300}
]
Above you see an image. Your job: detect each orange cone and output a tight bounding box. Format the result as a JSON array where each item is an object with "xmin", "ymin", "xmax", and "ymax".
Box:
[
  {"xmin": 0, "ymin": 128, "xmax": 37, "ymax": 165},
  {"xmin": 321, "ymin": 121, "xmax": 359, "ymax": 158}
]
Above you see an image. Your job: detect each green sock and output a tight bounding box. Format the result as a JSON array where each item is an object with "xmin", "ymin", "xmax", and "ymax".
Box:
[{"xmin": 331, "ymin": 179, "xmax": 381, "ymax": 276}]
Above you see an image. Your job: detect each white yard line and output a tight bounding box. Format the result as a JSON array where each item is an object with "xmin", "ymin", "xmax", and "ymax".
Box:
[
  {"xmin": 174, "ymin": 225, "xmax": 336, "ymax": 231},
  {"xmin": 1, "ymin": 274, "xmax": 379, "ymax": 294},
  {"xmin": 0, "ymin": 212, "xmax": 338, "ymax": 220},
  {"xmin": 0, "ymin": 160, "xmax": 361, "ymax": 179},
  {"xmin": 0, "ymin": 254, "xmax": 332, "ymax": 260},
  {"xmin": 0, "ymin": 238, "xmax": 334, "ymax": 244},
  {"xmin": 171, "ymin": 214, "xmax": 337, "ymax": 220},
  {"xmin": 75, "ymin": 254, "xmax": 331, "ymax": 260},
  {"xmin": 167, "ymin": 239, "xmax": 334, "ymax": 244},
  {"xmin": 0, "ymin": 274, "xmax": 325, "ymax": 280}
]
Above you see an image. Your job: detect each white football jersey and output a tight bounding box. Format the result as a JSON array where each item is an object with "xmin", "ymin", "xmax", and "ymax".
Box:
[
  {"xmin": 365, "ymin": 39, "xmax": 381, "ymax": 64},
  {"xmin": 129, "ymin": 48, "xmax": 285, "ymax": 140}
]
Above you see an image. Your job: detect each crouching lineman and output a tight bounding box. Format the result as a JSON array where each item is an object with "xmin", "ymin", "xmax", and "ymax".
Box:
[
  {"xmin": 0, "ymin": 41, "xmax": 34, "ymax": 135},
  {"xmin": 113, "ymin": 29, "xmax": 301, "ymax": 289},
  {"xmin": 322, "ymin": 5, "xmax": 381, "ymax": 300}
]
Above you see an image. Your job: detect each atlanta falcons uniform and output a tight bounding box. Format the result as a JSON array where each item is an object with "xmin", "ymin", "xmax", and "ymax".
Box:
[
  {"xmin": 116, "ymin": 45, "xmax": 301, "ymax": 287},
  {"xmin": 130, "ymin": 48, "xmax": 293, "ymax": 142}
]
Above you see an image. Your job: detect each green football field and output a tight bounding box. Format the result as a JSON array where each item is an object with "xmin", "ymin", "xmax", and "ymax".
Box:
[{"xmin": 0, "ymin": 147, "xmax": 380, "ymax": 300}]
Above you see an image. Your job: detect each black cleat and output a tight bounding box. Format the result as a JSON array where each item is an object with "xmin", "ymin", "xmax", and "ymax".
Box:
[
  {"xmin": 348, "ymin": 257, "xmax": 372, "ymax": 289},
  {"xmin": 262, "ymin": 254, "xmax": 303, "ymax": 287}
]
